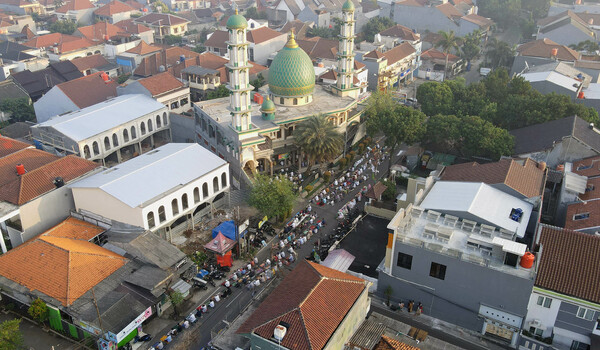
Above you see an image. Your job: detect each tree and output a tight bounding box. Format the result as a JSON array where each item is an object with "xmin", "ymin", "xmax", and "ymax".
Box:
[
  {"xmin": 416, "ymin": 82, "xmax": 453, "ymax": 116},
  {"xmin": 49, "ymin": 19, "xmax": 78, "ymax": 34},
  {"xmin": 27, "ymin": 298, "xmax": 48, "ymax": 324},
  {"xmin": 460, "ymin": 31, "xmax": 481, "ymax": 63},
  {"xmin": 192, "ymin": 44, "xmax": 206, "ymax": 53},
  {"xmin": 163, "ymin": 34, "xmax": 182, "ymax": 45},
  {"xmin": 365, "ymin": 92, "xmax": 426, "ymax": 173},
  {"xmin": 384, "ymin": 285, "xmax": 393, "ymax": 306},
  {"xmin": 0, "ymin": 98, "xmax": 35, "ymax": 122},
  {"xmin": 307, "ymin": 26, "xmax": 335, "ymax": 39},
  {"xmin": 117, "ymin": 74, "xmax": 131, "ymax": 84},
  {"xmin": 362, "ymin": 17, "xmax": 394, "ymax": 42},
  {"xmin": 245, "ymin": 7, "xmax": 267, "ymax": 20},
  {"xmin": 168, "ymin": 290, "xmax": 184, "ymax": 317},
  {"xmin": 153, "ymin": 0, "xmax": 168, "ymax": 12},
  {"xmin": 249, "ymin": 175, "xmax": 296, "ymax": 222},
  {"xmin": 206, "ymin": 85, "xmax": 229, "ymax": 100},
  {"xmin": 435, "ymin": 30, "xmax": 459, "ymax": 74},
  {"xmin": 0, "ymin": 319, "xmax": 24, "ymax": 350},
  {"xmin": 251, "ymin": 73, "xmax": 265, "ymax": 91},
  {"xmin": 381, "ymin": 179, "xmax": 396, "ymax": 201},
  {"xmin": 485, "ymin": 38, "xmax": 515, "ymax": 69},
  {"xmin": 294, "ymin": 114, "xmax": 344, "ymax": 174},
  {"xmin": 569, "ymin": 40, "xmax": 600, "ymax": 53}
]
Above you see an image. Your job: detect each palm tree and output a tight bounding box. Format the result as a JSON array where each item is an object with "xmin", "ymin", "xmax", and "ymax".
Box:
[
  {"xmin": 435, "ymin": 30, "xmax": 460, "ymax": 75},
  {"xmin": 295, "ymin": 114, "xmax": 344, "ymax": 174},
  {"xmin": 485, "ymin": 38, "xmax": 516, "ymax": 69}
]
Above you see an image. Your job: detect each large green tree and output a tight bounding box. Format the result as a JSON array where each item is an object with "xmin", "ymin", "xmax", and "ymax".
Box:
[
  {"xmin": 0, "ymin": 319, "xmax": 23, "ymax": 350},
  {"xmin": 435, "ymin": 30, "xmax": 460, "ymax": 74},
  {"xmin": 460, "ymin": 31, "xmax": 482, "ymax": 63},
  {"xmin": 485, "ymin": 38, "xmax": 516, "ymax": 69},
  {"xmin": 0, "ymin": 98, "xmax": 35, "ymax": 122},
  {"xmin": 206, "ymin": 85, "xmax": 229, "ymax": 100},
  {"xmin": 362, "ymin": 17, "xmax": 394, "ymax": 42},
  {"xmin": 27, "ymin": 298, "xmax": 48, "ymax": 324},
  {"xmin": 365, "ymin": 92, "xmax": 426, "ymax": 173},
  {"xmin": 249, "ymin": 175, "xmax": 296, "ymax": 221},
  {"xmin": 294, "ymin": 114, "xmax": 344, "ymax": 173},
  {"xmin": 416, "ymin": 82, "xmax": 454, "ymax": 116},
  {"xmin": 49, "ymin": 20, "xmax": 78, "ymax": 34}
]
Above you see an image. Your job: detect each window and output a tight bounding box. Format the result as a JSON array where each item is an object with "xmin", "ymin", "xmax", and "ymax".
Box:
[
  {"xmin": 83, "ymin": 145, "xmax": 91, "ymax": 159},
  {"xmin": 396, "ymin": 252, "xmax": 412, "ymax": 269},
  {"xmin": 574, "ymin": 213, "xmax": 590, "ymax": 220},
  {"xmin": 130, "ymin": 126, "xmax": 137, "ymax": 139},
  {"xmin": 536, "ymin": 296, "xmax": 552, "ymax": 308},
  {"xmin": 213, "ymin": 176, "xmax": 219, "ymax": 192},
  {"xmin": 156, "ymin": 115, "xmax": 162, "ymax": 128},
  {"xmin": 123, "ymin": 129, "xmax": 129, "ymax": 142},
  {"xmin": 293, "ymin": 98, "xmax": 298, "ymax": 105},
  {"xmin": 148, "ymin": 119, "xmax": 153, "ymax": 132},
  {"xmin": 158, "ymin": 206, "xmax": 166, "ymax": 222},
  {"xmin": 112, "ymin": 133, "xmax": 119, "ymax": 147},
  {"xmin": 202, "ymin": 183, "xmax": 209, "ymax": 198},
  {"xmin": 163, "ymin": 112, "xmax": 168, "ymax": 126},
  {"xmin": 280, "ymin": 97, "xmax": 284, "ymax": 104},
  {"xmin": 429, "ymin": 262, "xmax": 446, "ymax": 280},
  {"xmin": 104, "ymin": 136, "xmax": 111, "ymax": 150},
  {"xmin": 221, "ymin": 172, "xmax": 227, "ymax": 188},
  {"xmin": 193, "ymin": 187, "xmax": 200, "ymax": 203},
  {"xmin": 171, "ymin": 198, "xmax": 179, "ymax": 216},
  {"xmin": 570, "ymin": 340, "xmax": 591, "ymax": 350},
  {"xmin": 92, "ymin": 141, "xmax": 100, "ymax": 155},
  {"xmin": 577, "ymin": 307, "xmax": 595, "ymax": 321},
  {"xmin": 147, "ymin": 212, "xmax": 155, "ymax": 229},
  {"xmin": 529, "ymin": 327, "xmax": 543, "ymax": 337},
  {"xmin": 182, "ymin": 193, "xmax": 189, "ymax": 210},
  {"xmin": 141, "ymin": 122, "xmax": 146, "ymax": 135}
]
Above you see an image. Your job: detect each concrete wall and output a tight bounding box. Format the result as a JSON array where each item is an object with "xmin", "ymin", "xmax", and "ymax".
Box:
[
  {"xmin": 170, "ymin": 113, "xmax": 195, "ymax": 142},
  {"xmin": 517, "ymin": 137, "xmax": 599, "ymax": 168},
  {"xmin": 251, "ymin": 36, "xmax": 287, "ymax": 66},
  {"xmin": 524, "ymin": 291, "xmax": 562, "ymax": 338},
  {"xmin": 72, "ymin": 187, "xmax": 144, "ymax": 228},
  {"xmin": 378, "ymin": 241, "xmax": 535, "ymax": 332},
  {"xmin": 34, "ymin": 87, "xmax": 79, "ymax": 123},
  {"xmin": 554, "ymin": 301, "xmax": 599, "ymax": 346}
]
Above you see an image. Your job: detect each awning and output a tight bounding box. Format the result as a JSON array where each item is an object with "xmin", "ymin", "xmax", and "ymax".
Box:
[
  {"xmin": 171, "ymin": 279, "xmax": 192, "ymax": 295},
  {"xmin": 204, "ymin": 232, "xmax": 236, "ymax": 255},
  {"xmin": 321, "ymin": 249, "xmax": 355, "ymax": 273},
  {"xmin": 564, "ymin": 171, "xmax": 588, "ymax": 194},
  {"xmin": 492, "ymin": 237, "xmax": 527, "ymax": 256}
]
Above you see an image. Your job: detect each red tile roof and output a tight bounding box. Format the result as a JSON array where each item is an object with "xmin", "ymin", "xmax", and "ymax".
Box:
[
  {"xmin": 55, "ymin": 0, "xmax": 94, "ymax": 13},
  {"xmin": 441, "ymin": 158, "xmax": 546, "ymax": 198},
  {"xmin": 125, "ymin": 40, "xmax": 161, "ymax": 55},
  {"xmin": 56, "ymin": 72, "xmax": 118, "ymax": 108},
  {"xmin": 0, "ymin": 136, "xmax": 31, "ymax": 158},
  {"xmin": 0, "ymin": 149, "xmax": 99, "ymax": 205},
  {"xmin": 70, "ymin": 54, "xmax": 110, "ymax": 72},
  {"xmin": 320, "ymin": 69, "xmax": 337, "ymax": 80},
  {"xmin": 379, "ymin": 24, "xmax": 420, "ymax": 41},
  {"xmin": 381, "ymin": 42, "xmax": 416, "ymax": 65},
  {"xmin": 461, "ymin": 13, "xmax": 494, "ymax": 28},
  {"xmin": 247, "ymin": 26, "xmax": 285, "ymax": 44},
  {"xmin": 0, "ymin": 217, "xmax": 126, "ymax": 306},
  {"xmin": 135, "ymin": 13, "xmax": 189, "ymax": 26},
  {"xmin": 136, "ymin": 71, "xmax": 183, "ymax": 96},
  {"xmin": 536, "ymin": 225, "xmax": 600, "ymax": 304},
  {"xmin": 124, "ymin": 0, "xmax": 143, "ymax": 10},
  {"xmin": 23, "ymin": 33, "xmax": 78, "ymax": 48},
  {"xmin": 421, "ymin": 48, "xmax": 459, "ymax": 62},
  {"xmin": 238, "ymin": 260, "xmax": 367, "ymax": 350},
  {"xmin": 375, "ymin": 336, "xmax": 420, "ymax": 350},
  {"xmin": 94, "ymin": 0, "xmax": 135, "ymax": 16},
  {"xmin": 572, "ymin": 155, "xmax": 600, "ymax": 178},
  {"xmin": 297, "ymin": 37, "xmax": 338, "ymax": 60},
  {"xmin": 396, "ymin": 0, "xmax": 426, "ymax": 6},
  {"xmin": 517, "ymin": 38, "xmax": 580, "ymax": 61},
  {"xmin": 114, "ymin": 19, "xmax": 152, "ymax": 35},
  {"xmin": 364, "ymin": 49, "xmax": 385, "ymax": 59},
  {"xmin": 204, "ymin": 29, "xmax": 228, "ymax": 50}
]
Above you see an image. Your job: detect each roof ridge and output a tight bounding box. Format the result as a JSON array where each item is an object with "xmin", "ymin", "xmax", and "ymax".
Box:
[{"xmin": 297, "ymin": 307, "xmax": 314, "ymax": 350}]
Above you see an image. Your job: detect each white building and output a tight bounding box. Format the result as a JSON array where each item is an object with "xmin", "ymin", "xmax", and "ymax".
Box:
[
  {"xmin": 70, "ymin": 143, "xmax": 230, "ymax": 240},
  {"xmin": 31, "ymin": 94, "xmax": 171, "ymax": 166}
]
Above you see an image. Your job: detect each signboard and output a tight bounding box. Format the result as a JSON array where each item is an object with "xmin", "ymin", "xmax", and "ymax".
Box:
[
  {"xmin": 258, "ymin": 216, "xmax": 268, "ymax": 229},
  {"xmin": 78, "ymin": 320, "xmax": 102, "ymax": 336},
  {"xmin": 278, "ymin": 153, "xmax": 289, "ymax": 160},
  {"xmin": 238, "ymin": 219, "xmax": 249, "ymax": 235},
  {"xmin": 98, "ymin": 338, "xmax": 116, "ymax": 350},
  {"xmin": 115, "ymin": 307, "xmax": 152, "ymax": 342}
]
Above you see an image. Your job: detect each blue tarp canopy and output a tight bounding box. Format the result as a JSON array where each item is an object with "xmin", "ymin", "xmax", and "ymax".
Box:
[{"xmin": 212, "ymin": 220, "xmax": 236, "ymax": 240}]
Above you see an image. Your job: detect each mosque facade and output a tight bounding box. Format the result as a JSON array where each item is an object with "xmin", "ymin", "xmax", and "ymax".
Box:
[{"xmin": 193, "ymin": 2, "xmax": 367, "ymax": 181}]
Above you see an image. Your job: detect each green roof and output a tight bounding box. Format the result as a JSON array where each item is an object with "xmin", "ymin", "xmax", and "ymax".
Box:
[
  {"xmin": 268, "ymin": 35, "xmax": 315, "ymax": 97},
  {"xmin": 227, "ymin": 11, "xmax": 248, "ymax": 29},
  {"xmin": 342, "ymin": 0, "xmax": 355, "ymax": 11}
]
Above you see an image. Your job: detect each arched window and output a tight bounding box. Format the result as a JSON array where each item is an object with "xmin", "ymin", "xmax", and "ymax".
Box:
[
  {"xmin": 123, "ymin": 129, "xmax": 129, "ymax": 142},
  {"xmin": 131, "ymin": 126, "xmax": 137, "ymax": 139},
  {"xmin": 193, "ymin": 187, "xmax": 200, "ymax": 203},
  {"xmin": 94, "ymin": 50, "xmax": 101, "ymax": 54},
  {"xmin": 221, "ymin": 172, "xmax": 227, "ymax": 188},
  {"xmin": 293, "ymin": 98, "xmax": 298, "ymax": 105},
  {"xmin": 147, "ymin": 212, "xmax": 155, "ymax": 229},
  {"xmin": 148, "ymin": 119, "xmax": 153, "ymax": 132},
  {"xmin": 280, "ymin": 97, "xmax": 284, "ymax": 104},
  {"xmin": 171, "ymin": 198, "xmax": 179, "ymax": 216},
  {"xmin": 158, "ymin": 206, "xmax": 166, "ymax": 222},
  {"xmin": 182, "ymin": 193, "xmax": 188, "ymax": 210},
  {"xmin": 213, "ymin": 176, "xmax": 219, "ymax": 192},
  {"xmin": 163, "ymin": 112, "xmax": 168, "ymax": 126},
  {"xmin": 83, "ymin": 145, "xmax": 91, "ymax": 159},
  {"xmin": 156, "ymin": 115, "xmax": 161, "ymax": 128},
  {"xmin": 92, "ymin": 141, "xmax": 100, "ymax": 155},
  {"xmin": 141, "ymin": 122, "xmax": 146, "ymax": 135},
  {"xmin": 202, "ymin": 183, "xmax": 209, "ymax": 198},
  {"xmin": 112, "ymin": 133, "xmax": 119, "ymax": 147},
  {"xmin": 104, "ymin": 136, "xmax": 111, "ymax": 150}
]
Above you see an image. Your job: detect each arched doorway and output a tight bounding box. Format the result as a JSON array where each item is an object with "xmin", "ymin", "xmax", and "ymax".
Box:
[{"xmin": 243, "ymin": 160, "xmax": 256, "ymax": 177}]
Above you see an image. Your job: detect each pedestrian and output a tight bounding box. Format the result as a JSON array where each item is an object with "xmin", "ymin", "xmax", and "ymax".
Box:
[
  {"xmin": 417, "ymin": 302, "xmax": 423, "ymax": 315},
  {"xmin": 408, "ymin": 300, "xmax": 414, "ymax": 313},
  {"xmin": 399, "ymin": 301, "xmax": 405, "ymax": 311}
]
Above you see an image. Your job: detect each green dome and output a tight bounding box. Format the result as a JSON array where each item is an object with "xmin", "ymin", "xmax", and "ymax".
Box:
[
  {"xmin": 342, "ymin": 0, "xmax": 355, "ymax": 11},
  {"xmin": 268, "ymin": 34, "xmax": 315, "ymax": 97},
  {"xmin": 226, "ymin": 10, "xmax": 248, "ymax": 29},
  {"xmin": 261, "ymin": 97, "xmax": 275, "ymax": 112}
]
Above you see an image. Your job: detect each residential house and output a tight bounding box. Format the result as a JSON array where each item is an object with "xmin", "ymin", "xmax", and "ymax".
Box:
[
  {"xmin": 0, "ymin": 143, "xmax": 100, "ymax": 252},
  {"xmin": 31, "ymin": 94, "xmax": 171, "ymax": 166},
  {"xmin": 520, "ymin": 225, "xmax": 600, "ymax": 350},
  {"xmin": 115, "ymin": 40, "xmax": 161, "ymax": 73},
  {"xmin": 536, "ymin": 10, "xmax": 596, "ymax": 47},
  {"xmin": 238, "ymin": 260, "xmax": 371, "ymax": 350},
  {"xmin": 510, "ymin": 115, "xmax": 600, "ymax": 167},
  {"xmin": 318, "ymin": 60, "xmax": 369, "ymax": 94},
  {"xmin": 511, "ymin": 39, "xmax": 582, "ymax": 77},
  {"xmin": 358, "ymin": 42, "xmax": 418, "ymax": 91},
  {"xmin": 375, "ymin": 24, "xmax": 422, "ymax": 53},
  {"xmin": 132, "ymin": 45, "xmax": 201, "ymax": 77},
  {"xmin": 70, "ymin": 143, "xmax": 230, "ymax": 239},
  {"xmin": 379, "ymin": 181, "xmax": 537, "ymax": 347},
  {"xmin": 297, "ymin": 7, "xmax": 330, "ymax": 28},
  {"xmin": 0, "ymin": 41, "xmax": 48, "ymax": 80},
  {"xmin": 114, "ymin": 19, "xmax": 154, "ymax": 44},
  {"xmin": 75, "ymin": 21, "xmax": 152, "ymax": 58},
  {"xmin": 166, "ymin": 0, "xmax": 203, "ymax": 11},
  {"xmin": 418, "ymin": 48, "xmax": 462, "ymax": 81},
  {"xmin": 459, "ymin": 13, "xmax": 494, "ymax": 37},
  {"xmin": 0, "ymin": 0, "xmax": 43, "ymax": 15},
  {"xmin": 0, "ymin": 215, "xmax": 192, "ymax": 347},
  {"xmin": 54, "ymin": 0, "xmax": 96, "ymax": 25},
  {"xmin": 94, "ymin": 0, "xmax": 137, "ymax": 24},
  {"xmin": 133, "ymin": 13, "xmax": 190, "ymax": 43},
  {"xmin": 33, "ymin": 72, "xmax": 119, "ymax": 123},
  {"xmin": 0, "ymin": 12, "xmax": 37, "ymax": 41},
  {"xmin": 174, "ymin": 8, "xmax": 217, "ymax": 33},
  {"xmin": 518, "ymin": 61, "xmax": 591, "ymax": 100},
  {"xmin": 181, "ymin": 65, "xmax": 221, "ymax": 102},
  {"xmin": 71, "ymin": 54, "xmax": 120, "ymax": 77},
  {"xmin": 297, "ymin": 36, "xmax": 339, "ymax": 67},
  {"xmin": 560, "ymin": 156, "xmax": 600, "ymax": 234},
  {"xmin": 117, "ymin": 72, "xmax": 191, "ymax": 114},
  {"xmin": 204, "ymin": 27, "xmax": 287, "ymax": 65},
  {"xmin": 23, "ymin": 33, "xmax": 104, "ymax": 62},
  {"xmin": 280, "ymin": 19, "xmax": 312, "ymax": 39},
  {"xmin": 10, "ymin": 60, "xmax": 83, "ymax": 101}
]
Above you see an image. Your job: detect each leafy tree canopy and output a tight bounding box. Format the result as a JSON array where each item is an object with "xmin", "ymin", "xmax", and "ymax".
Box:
[
  {"xmin": 0, "ymin": 319, "xmax": 24, "ymax": 350},
  {"xmin": 0, "ymin": 98, "xmax": 35, "ymax": 123},
  {"xmin": 362, "ymin": 17, "xmax": 394, "ymax": 42},
  {"xmin": 249, "ymin": 175, "xmax": 296, "ymax": 221},
  {"xmin": 206, "ymin": 85, "xmax": 229, "ymax": 100},
  {"xmin": 163, "ymin": 34, "xmax": 182, "ymax": 45},
  {"xmin": 28, "ymin": 298, "xmax": 48, "ymax": 324},
  {"xmin": 49, "ymin": 20, "xmax": 78, "ymax": 34}
]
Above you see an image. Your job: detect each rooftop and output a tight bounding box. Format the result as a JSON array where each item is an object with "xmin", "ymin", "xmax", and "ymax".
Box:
[
  {"xmin": 124, "ymin": 40, "xmax": 161, "ymax": 55},
  {"xmin": 572, "ymin": 155, "xmax": 600, "ymax": 177},
  {"xmin": 0, "ymin": 135, "xmax": 31, "ymax": 158},
  {"xmin": 517, "ymin": 38, "xmax": 580, "ymax": 61},
  {"xmin": 535, "ymin": 225, "xmax": 600, "ymax": 304},
  {"xmin": 0, "ymin": 217, "xmax": 126, "ymax": 306},
  {"xmin": 135, "ymin": 13, "xmax": 189, "ymax": 26},
  {"xmin": 70, "ymin": 143, "xmax": 227, "ymax": 208},
  {"xmin": 34, "ymin": 94, "xmax": 165, "ymax": 142},
  {"xmin": 565, "ymin": 199, "xmax": 600, "ymax": 231},
  {"xmin": 134, "ymin": 71, "xmax": 184, "ymax": 96},
  {"xmin": 70, "ymin": 54, "xmax": 111, "ymax": 73},
  {"xmin": 55, "ymin": 0, "xmax": 94, "ymax": 13},
  {"xmin": 55, "ymin": 72, "xmax": 118, "ymax": 109},
  {"xmin": 378, "ymin": 24, "xmax": 420, "ymax": 41},
  {"xmin": 94, "ymin": 0, "xmax": 135, "ymax": 16}
]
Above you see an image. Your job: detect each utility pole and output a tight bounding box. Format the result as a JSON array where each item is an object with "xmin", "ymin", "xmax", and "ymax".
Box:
[{"xmin": 91, "ymin": 288, "xmax": 105, "ymax": 336}]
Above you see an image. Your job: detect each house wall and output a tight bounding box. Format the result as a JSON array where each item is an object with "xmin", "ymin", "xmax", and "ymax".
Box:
[
  {"xmin": 378, "ymin": 241, "xmax": 534, "ymax": 333},
  {"xmin": 104, "ymin": 39, "xmax": 141, "ymax": 59},
  {"xmin": 34, "ymin": 87, "xmax": 80, "ymax": 123},
  {"xmin": 297, "ymin": 7, "xmax": 317, "ymax": 26},
  {"xmin": 517, "ymin": 137, "xmax": 600, "ymax": 168},
  {"xmin": 529, "ymin": 81, "xmax": 577, "ymax": 99},
  {"xmin": 537, "ymin": 24, "xmax": 595, "ymax": 47},
  {"xmin": 457, "ymin": 19, "xmax": 481, "ymax": 37},
  {"xmin": 524, "ymin": 291, "xmax": 562, "ymax": 338},
  {"xmin": 392, "ymin": 5, "xmax": 456, "ymax": 34},
  {"xmin": 170, "ymin": 113, "xmax": 195, "ymax": 142},
  {"xmin": 156, "ymin": 88, "xmax": 191, "ymax": 114},
  {"xmin": 47, "ymin": 45, "xmax": 105, "ymax": 62},
  {"xmin": 72, "ymin": 187, "xmax": 144, "ymax": 227},
  {"xmin": 250, "ymin": 36, "xmax": 287, "ymax": 66}
]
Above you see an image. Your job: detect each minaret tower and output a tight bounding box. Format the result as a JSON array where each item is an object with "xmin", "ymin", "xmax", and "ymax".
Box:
[
  {"xmin": 334, "ymin": 0, "xmax": 359, "ymax": 98},
  {"xmin": 226, "ymin": 8, "xmax": 253, "ymax": 132}
]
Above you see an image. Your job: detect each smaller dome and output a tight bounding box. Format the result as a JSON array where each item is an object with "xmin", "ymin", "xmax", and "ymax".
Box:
[
  {"xmin": 261, "ymin": 97, "xmax": 275, "ymax": 112},
  {"xmin": 342, "ymin": 0, "xmax": 355, "ymax": 12},
  {"xmin": 226, "ymin": 9, "xmax": 248, "ymax": 29}
]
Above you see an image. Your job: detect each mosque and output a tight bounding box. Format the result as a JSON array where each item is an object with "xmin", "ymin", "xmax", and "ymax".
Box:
[{"xmin": 193, "ymin": 0, "xmax": 367, "ymax": 180}]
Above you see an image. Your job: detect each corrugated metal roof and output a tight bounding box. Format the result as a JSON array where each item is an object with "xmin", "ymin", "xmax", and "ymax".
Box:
[
  {"xmin": 321, "ymin": 249, "xmax": 355, "ymax": 272},
  {"xmin": 564, "ymin": 171, "xmax": 588, "ymax": 194}
]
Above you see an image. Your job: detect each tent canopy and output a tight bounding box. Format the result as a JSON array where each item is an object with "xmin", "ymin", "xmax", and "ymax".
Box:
[
  {"xmin": 212, "ymin": 220, "xmax": 236, "ymax": 240},
  {"xmin": 204, "ymin": 232, "xmax": 236, "ymax": 255}
]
